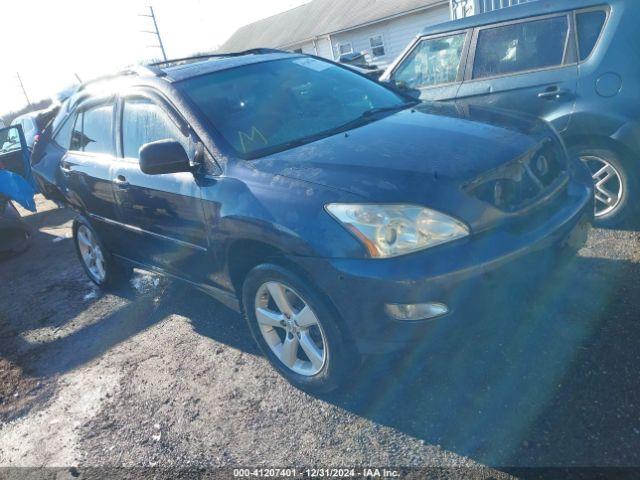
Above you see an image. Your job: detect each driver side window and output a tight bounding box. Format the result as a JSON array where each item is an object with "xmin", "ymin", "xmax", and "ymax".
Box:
[
  {"xmin": 1, "ymin": 126, "xmax": 22, "ymax": 153},
  {"xmin": 392, "ymin": 33, "xmax": 467, "ymax": 89},
  {"xmin": 121, "ymin": 98, "xmax": 194, "ymax": 160}
]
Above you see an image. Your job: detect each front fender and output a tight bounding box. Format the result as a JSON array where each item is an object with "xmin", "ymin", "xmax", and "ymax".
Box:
[{"xmin": 200, "ymin": 167, "xmax": 366, "ymax": 260}]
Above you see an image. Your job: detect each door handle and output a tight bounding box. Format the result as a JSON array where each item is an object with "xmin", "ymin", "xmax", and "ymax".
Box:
[
  {"xmin": 538, "ymin": 87, "xmax": 571, "ymax": 100},
  {"xmin": 114, "ymin": 175, "xmax": 130, "ymax": 189}
]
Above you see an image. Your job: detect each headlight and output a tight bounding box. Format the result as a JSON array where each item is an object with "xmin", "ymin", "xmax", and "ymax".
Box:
[{"xmin": 326, "ymin": 204, "xmax": 469, "ymax": 258}]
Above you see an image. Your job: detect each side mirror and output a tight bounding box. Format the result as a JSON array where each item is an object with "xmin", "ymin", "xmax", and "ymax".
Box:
[{"xmin": 139, "ymin": 139, "xmax": 192, "ymax": 175}]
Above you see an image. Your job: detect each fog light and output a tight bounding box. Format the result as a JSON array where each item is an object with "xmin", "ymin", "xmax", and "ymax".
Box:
[{"xmin": 385, "ymin": 302, "xmax": 449, "ymax": 321}]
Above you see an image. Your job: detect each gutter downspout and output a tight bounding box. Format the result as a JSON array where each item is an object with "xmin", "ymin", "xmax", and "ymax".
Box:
[{"xmin": 328, "ymin": 34, "xmax": 336, "ymax": 60}]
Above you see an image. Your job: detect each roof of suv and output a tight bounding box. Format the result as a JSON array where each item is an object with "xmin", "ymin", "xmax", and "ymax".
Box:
[
  {"xmin": 160, "ymin": 51, "xmax": 298, "ymax": 82},
  {"xmin": 72, "ymin": 49, "xmax": 300, "ymax": 98},
  {"xmin": 422, "ymin": 0, "xmax": 614, "ymax": 37}
]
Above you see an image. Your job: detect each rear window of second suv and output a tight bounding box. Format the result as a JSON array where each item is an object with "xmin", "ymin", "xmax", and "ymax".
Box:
[{"xmin": 576, "ymin": 10, "xmax": 607, "ymax": 60}]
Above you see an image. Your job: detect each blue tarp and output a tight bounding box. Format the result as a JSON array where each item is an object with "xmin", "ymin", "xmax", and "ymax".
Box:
[
  {"xmin": 0, "ymin": 170, "xmax": 36, "ymax": 212},
  {"xmin": 0, "ymin": 125, "xmax": 36, "ymax": 212}
]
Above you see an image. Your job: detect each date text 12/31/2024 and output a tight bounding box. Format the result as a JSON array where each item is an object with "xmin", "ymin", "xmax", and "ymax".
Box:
[{"xmin": 233, "ymin": 468, "xmax": 401, "ymax": 478}]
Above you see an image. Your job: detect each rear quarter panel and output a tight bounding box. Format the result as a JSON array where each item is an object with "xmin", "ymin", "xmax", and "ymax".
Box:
[{"xmin": 568, "ymin": 0, "xmax": 640, "ymax": 154}]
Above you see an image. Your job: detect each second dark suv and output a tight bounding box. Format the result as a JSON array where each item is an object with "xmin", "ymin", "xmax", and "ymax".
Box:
[
  {"xmin": 382, "ymin": 0, "xmax": 639, "ymax": 227},
  {"xmin": 33, "ymin": 50, "xmax": 593, "ymax": 392}
]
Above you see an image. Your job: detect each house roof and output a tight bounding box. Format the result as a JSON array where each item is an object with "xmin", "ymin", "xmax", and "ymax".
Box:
[{"xmin": 218, "ymin": 0, "xmax": 447, "ymax": 53}]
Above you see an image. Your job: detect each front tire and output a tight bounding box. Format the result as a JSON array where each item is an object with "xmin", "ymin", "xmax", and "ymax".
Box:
[
  {"xmin": 242, "ymin": 263, "xmax": 355, "ymax": 393},
  {"xmin": 574, "ymin": 147, "xmax": 636, "ymax": 228},
  {"xmin": 73, "ymin": 217, "xmax": 131, "ymax": 289}
]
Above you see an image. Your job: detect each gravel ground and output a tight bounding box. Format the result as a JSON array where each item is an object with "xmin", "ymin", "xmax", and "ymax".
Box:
[{"xmin": 0, "ymin": 196, "xmax": 639, "ymax": 475}]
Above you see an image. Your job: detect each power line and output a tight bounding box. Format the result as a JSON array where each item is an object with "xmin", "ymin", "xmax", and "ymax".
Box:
[
  {"xmin": 139, "ymin": 5, "xmax": 167, "ymax": 62},
  {"xmin": 16, "ymin": 72, "xmax": 31, "ymax": 108}
]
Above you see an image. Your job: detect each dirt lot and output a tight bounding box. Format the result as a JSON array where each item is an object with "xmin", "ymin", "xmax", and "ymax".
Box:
[{"xmin": 1, "ymin": 196, "xmax": 639, "ymax": 475}]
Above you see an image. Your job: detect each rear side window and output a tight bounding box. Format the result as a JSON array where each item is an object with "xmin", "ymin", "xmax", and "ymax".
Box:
[
  {"xmin": 53, "ymin": 114, "xmax": 75, "ymax": 149},
  {"xmin": 51, "ymin": 99, "xmax": 71, "ymax": 133},
  {"xmin": 576, "ymin": 10, "xmax": 606, "ymax": 61},
  {"xmin": 121, "ymin": 98, "xmax": 193, "ymax": 160},
  {"xmin": 473, "ymin": 15, "xmax": 570, "ymax": 79},
  {"xmin": 70, "ymin": 104, "xmax": 114, "ymax": 155},
  {"xmin": 392, "ymin": 33, "xmax": 466, "ymax": 89},
  {"xmin": 21, "ymin": 119, "xmax": 33, "ymax": 134}
]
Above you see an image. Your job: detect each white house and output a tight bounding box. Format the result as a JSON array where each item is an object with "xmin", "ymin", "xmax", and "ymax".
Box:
[
  {"xmin": 218, "ymin": 0, "xmax": 538, "ymax": 67},
  {"xmin": 218, "ymin": 0, "xmax": 452, "ymax": 68}
]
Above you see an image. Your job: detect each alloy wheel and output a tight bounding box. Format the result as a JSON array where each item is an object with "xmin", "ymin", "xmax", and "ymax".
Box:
[
  {"xmin": 581, "ymin": 155, "xmax": 624, "ymax": 218},
  {"xmin": 254, "ymin": 281, "xmax": 327, "ymax": 376},
  {"xmin": 77, "ymin": 225, "xmax": 106, "ymax": 283}
]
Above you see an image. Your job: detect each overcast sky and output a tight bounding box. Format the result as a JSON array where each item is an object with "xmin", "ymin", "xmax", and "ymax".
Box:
[{"xmin": 0, "ymin": 0, "xmax": 307, "ymax": 115}]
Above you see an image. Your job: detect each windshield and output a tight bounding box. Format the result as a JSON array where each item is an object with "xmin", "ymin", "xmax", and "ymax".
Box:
[{"xmin": 178, "ymin": 57, "xmax": 410, "ymax": 158}]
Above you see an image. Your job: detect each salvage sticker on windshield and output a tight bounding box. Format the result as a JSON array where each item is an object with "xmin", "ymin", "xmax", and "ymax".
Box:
[{"xmin": 293, "ymin": 57, "xmax": 333, "ymax": 72}]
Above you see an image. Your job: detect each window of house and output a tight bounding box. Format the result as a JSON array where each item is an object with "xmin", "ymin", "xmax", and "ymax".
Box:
[
  {"xmin": 292, "ymin": 48, "xmax": 303, "ymax": 54},
  {"xmin": 576, "ymin": 10, "xmax": 607, "ymax": 61},
  {"xmin": 369, "ymin": 35, "xmax": 385, "ymax": 57},
  {"xmin": 69, "ymin": 104, "xmax": 114, "ymax": 155},
  {"xmin": 121, "ymin": 98, "xmax": 193, "ymax": 160},
  {"xmin": 472, "ymin": 15, "xmax": 570, "ymax": 79},
  {"xmin": 338, "ymin": 43, "xmax": 353, "ymax": 56},
  {"xmin": 392, "ymin": 33, "xmax": 466, "ymax": 89}
]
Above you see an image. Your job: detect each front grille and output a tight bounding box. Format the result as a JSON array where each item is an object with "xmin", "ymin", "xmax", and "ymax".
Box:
[{"xmin": 469, "ymin": 139, "xmax": 566, "ymax": 213}]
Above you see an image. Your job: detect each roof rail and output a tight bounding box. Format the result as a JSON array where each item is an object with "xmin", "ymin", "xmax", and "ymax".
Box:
[
  {"xmin": 149, "ymin": 48, "xmax": 289, "ymax": 68},
  {"xmin": 127, "ymin": 64, "xmax": 167, "ymax": 78},
  {"xmin": 75, "ymin": 64, "xmax": 166, "ymax": 93}
]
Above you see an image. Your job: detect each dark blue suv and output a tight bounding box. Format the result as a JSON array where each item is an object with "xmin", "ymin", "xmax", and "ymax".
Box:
[
  {"xmin": 382, "ymin": 0, "xmax": 639, "ymax": 227},
  {"xmin": 32, "ymin": 50, "xmax": 593, "ymax": 392}
]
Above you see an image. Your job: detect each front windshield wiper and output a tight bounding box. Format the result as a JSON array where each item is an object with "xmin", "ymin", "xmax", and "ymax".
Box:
[{"xmin": 243, "ymin": 101, "xmax": 419, "ymax": 160}]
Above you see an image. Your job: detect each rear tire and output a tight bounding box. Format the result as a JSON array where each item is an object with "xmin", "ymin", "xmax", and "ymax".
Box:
[
  {"xmin": 573, "ymin": 146, "xmax": 636, "ymax": 228},
  {"xmin": 73, "ymin": 217, "xmax": 132, "ymax": 289},
  {"xmin": 242, "ymin": 263, "xmax": 356, "ymax": 393}
]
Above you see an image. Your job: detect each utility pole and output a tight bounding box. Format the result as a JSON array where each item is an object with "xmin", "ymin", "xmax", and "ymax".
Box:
[
  {"xmin": 16, "ymin": 72, "xmax": 32, "ymax": 108},
  {"xmin": 139, "ymin": 6, "xmax": 168, "ymax": 62}
]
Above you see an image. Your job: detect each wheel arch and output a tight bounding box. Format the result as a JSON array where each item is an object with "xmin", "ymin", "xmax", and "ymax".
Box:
[
  {"xmin": 563, "ymin": 134, "xmax": 637, "ymax": 166},
  {"xmin": 226, "ymin": 239, "xmax": 355, "ymax": 344},
  {"xmin": 227, "ymin": 239, "xmax": 287, "ymax": 298}
]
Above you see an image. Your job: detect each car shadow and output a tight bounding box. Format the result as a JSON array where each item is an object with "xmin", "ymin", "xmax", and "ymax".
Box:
[
  {"xmin": 16, "ymin": 282, "xmax": 256, "ymax": 378},
  {"xmin": 597, "ymin": 214, "xmax": 640, "ymax": 232},
  {"xmin": 316, "ymin": 254, "xmax": 640, "ymax": 467},
  {"xmin": 0, "ymin": 203, "xmax": 256, "ymax": 383},
  {"xmin": 2, "ymin": 203, "xmax": 638, "ymax": 468}
]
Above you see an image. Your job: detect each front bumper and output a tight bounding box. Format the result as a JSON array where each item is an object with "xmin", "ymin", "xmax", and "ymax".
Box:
[{"xmin": 292, "ymin": 175, "xmax": 594, "ymax": 354}]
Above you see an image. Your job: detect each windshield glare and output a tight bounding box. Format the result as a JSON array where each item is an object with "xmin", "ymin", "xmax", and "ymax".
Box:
[{"xmin": 179, "ymin": 57, "xmax": 407, "ymax": 158}]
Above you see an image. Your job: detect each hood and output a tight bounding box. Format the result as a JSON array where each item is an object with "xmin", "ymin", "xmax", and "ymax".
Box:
[
  {"xmin": 247, "ymin": 102, "xmax": 568, "ymax": 231},
  {"xmin": 250, "ymin": 102, "xmax": 561, "ymax": 198}
]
